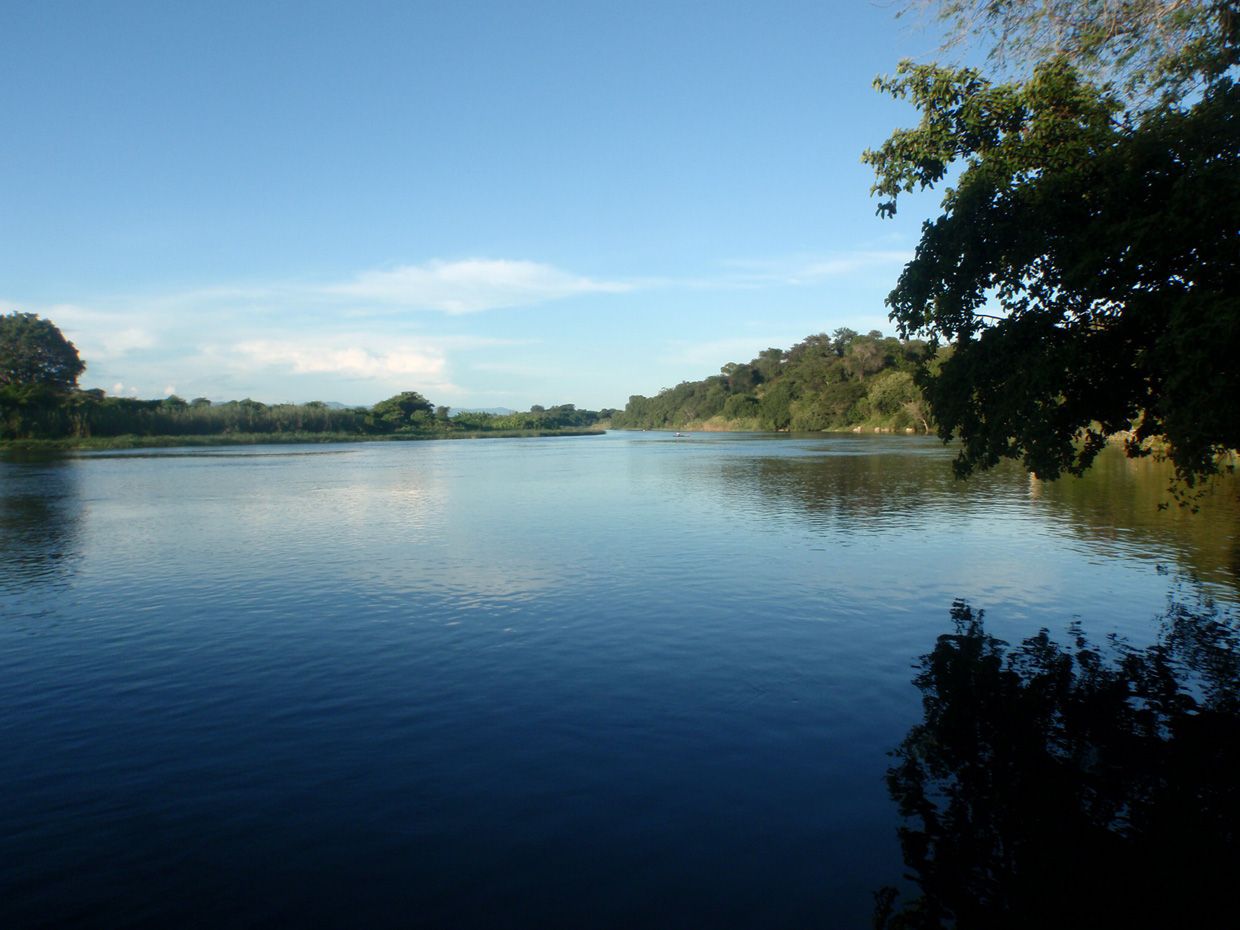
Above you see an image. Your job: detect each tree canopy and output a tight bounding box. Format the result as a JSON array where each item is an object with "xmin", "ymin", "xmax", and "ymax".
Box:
[
  {"xmin": 369, "ymin": 390, "xmax": 435, "ymax": 432},
  {"xmin": 0, "ymin": 363, "xmax": 611, "ymax": 442},
  {"xmin": 0, "ymin": 312, "xmax": 86, "ymax": 392},
  {"xmin": 866, "ymin": 2, "xmax": 1239, "ymax": 484},
  {"xmin": 612, "ymin": 329, "xmax": 932, "ymax": 432}
]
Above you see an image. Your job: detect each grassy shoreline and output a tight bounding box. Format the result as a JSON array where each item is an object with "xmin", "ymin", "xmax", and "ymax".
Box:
[{"xmin": 1, "ymin": 428, "xmax": 606, "ymax": 453}]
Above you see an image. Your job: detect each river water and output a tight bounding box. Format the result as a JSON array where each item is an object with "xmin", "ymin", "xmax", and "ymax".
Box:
[{"xmin": 2, "ymin": 432, "xmax": 1236, "ymax": 927}]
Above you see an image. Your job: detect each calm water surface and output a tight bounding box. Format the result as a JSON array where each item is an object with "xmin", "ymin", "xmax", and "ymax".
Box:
[{"xmin": 2, "ymin": 432, "xmax": 1236, "ymax": 927}]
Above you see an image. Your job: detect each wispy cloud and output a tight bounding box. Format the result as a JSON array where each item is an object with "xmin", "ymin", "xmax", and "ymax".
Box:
[
  {"xmin": 1, "ymin": 250, "xmax": 908, "ymax": 404},
  {"xmin": 232, "ymin": 340, "xmax": 447, "ymax": 381},
  {"xmin": 719, "ymin": 249, "xmax": 912, "ymax": 285},
  {"xmin": 326, "ymin": 259, "xmax": 632, "ymax": 314},
  {"xmin": 21, "ymin": 301, "xmax": 160, "ymax": 362},
  {"xmin": 0, "ymin": 257, "xmax": 625, "ymax": 395},
  {"xmin": 13, "ymin": 257, "xmax": 631, "ymax": 332}
]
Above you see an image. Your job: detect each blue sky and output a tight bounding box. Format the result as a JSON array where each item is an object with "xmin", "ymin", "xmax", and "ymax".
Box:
[{"xmin": 2, "ymin": 0, "xmax": 952, "ymax": 409}]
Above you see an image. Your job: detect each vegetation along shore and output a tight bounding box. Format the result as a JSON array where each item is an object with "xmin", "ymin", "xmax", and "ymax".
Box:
[{"xmin": 0, "ymin": 311, "xmax": 612, "ymax": 450}]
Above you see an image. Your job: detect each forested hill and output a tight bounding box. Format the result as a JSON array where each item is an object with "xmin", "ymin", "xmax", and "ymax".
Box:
[{"xmin": 612, "ymin": 329, "xmax": 936, "ymax": 432}]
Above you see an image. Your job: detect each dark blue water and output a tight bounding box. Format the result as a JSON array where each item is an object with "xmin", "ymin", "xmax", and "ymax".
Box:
[{"xmin": 2, "ymin": 433, "xmax": 1236, "ymax": 927}]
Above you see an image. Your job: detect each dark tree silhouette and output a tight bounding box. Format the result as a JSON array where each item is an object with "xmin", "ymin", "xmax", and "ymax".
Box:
[
  {"xmin": 877, "ymin": 597, "xmax": 1240, "ymax": 929},
  {"xmin": 865, "ymin": 3, "xmax": 1240, "ymax": 485},
  {"xmin": 0, "ymin": 312, "xmax": 85, "ymax": 391}
]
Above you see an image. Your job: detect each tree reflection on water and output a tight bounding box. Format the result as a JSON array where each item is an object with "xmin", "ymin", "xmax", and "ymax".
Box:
[
  {"xmin": 0, "ymin": 458, "xmax": 82, "ymax": 590},
  {"xmin": 876, "ymin": 596, "xmax": 1240, "ymax": 929}
]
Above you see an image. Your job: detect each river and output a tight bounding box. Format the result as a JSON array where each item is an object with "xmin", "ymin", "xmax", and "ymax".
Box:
[{"xmin": 2, "ymin": 432, "xmax": 1236, "ymax": 927}]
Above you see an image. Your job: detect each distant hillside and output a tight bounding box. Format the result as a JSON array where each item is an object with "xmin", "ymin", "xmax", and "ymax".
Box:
[{"xmin": 613, "ymin": 329, "xmax": 939, "ymax": 433}]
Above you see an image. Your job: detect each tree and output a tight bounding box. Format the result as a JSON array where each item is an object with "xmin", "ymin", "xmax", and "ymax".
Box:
[
  {"xmin": 754, "ymin": 347, "xmax": 785, "ymax": 381},
  {"xmin": 865, "ymin": 4, "xmax": 1239, "ymax": 484},
  {"xmin": 831, "ymin": 327, "xmax": 858, "ymax": 356},
  {"xmin": 369, "ymin": 390, "xmax": 434, "ymax": 432},
  {"xmin": 0, "ymin": 312, "xmax": 86, "ymax": 392}
]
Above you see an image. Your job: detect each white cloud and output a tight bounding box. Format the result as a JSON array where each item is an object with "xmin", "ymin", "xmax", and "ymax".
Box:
[
  {"xmin": 20, "ymin": 301, "xmax": 160, "ymax": 362},
  {"xmin": 719, "ymin": 250, "xmax": 912, "ymax": 285},
  {"xmin": 233, "ymin": 339, "xmax": 448, "ymax": 382},
  {"xmin": 794, "ymin": 251, "xmax": 911, "ymax": 280},
  {"xmin": 327, "ymin": 258, "xmax": 632, "ymax": 314},
  {"xmin": 97, "ymin": 327, "xmax": 157, "ymax": 358},
  {"xmin": 1, "ymin": 250, "xmax": 906, "ymax": 407},
  {"xmin": 0, "ymin": 256, "xmax": 624, "ymax": 402}
]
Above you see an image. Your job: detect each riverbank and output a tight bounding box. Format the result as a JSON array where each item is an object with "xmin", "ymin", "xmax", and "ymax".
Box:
[{"xmin": 0, "ymin": 428, "xmax": 606, "ymax": 453}]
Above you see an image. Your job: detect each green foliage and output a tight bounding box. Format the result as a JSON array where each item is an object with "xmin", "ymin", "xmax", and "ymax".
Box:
[
  {"xmin": 369, "ymin": 391, "xmax": 434, "ymax": 432},
  {"xmin": 0, "ymin": 314, "xmax": 610, "ymax": 445},
  {"xmin": 613, "ymin": 330, "xmax": 932, "ymax": 432},
  {"xmin": 613, "ymin": 378, "xmax": 730, "ymax": 429},
  {"xmin": 0, "ymin": 383, "xmax": 89, "ymax": 438},
  {"xmin": 860, "ymin": 370, "xmax": 926, "ymax": 432},
  {"xmin": 756, "ymin": 379, "xmax": 792, "ymax": 430},
  {"xmin": 789, "ymin": 380, "xmax": 868, "ymax": 431},
  {"xmin": 451, "ymin": 403, "xmax": 608, "ymax": 432},
  {"xmin": 0, "ymin": 312, "xmax": 85, "ymax": 391},
  {"xmin": 722, "ymin": 392, "xmax": 761, "ymax": 422},
  {"xmin": 0, "ymin": 388, "xmax": 610, "ymax": 443},
  {"xmin": 50, "ymin": 396, "xmax": 372, "ymax": 440},
  {"xmin": 865, "ymin": 46, "xmax": 1239, "ymax": 482}
]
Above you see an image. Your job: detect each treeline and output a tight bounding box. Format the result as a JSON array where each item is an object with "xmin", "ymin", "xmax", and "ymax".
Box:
[
  {"xmin": 0, "ymin": 385, "xmax": 611, "ymax": 442},
  {"xmin": 452, "ymin": 403, "xmax": 616, "ymax": 432},
  {"xmin": 613, "ymin": 328, "xmax": 938, "ymax": 432}
]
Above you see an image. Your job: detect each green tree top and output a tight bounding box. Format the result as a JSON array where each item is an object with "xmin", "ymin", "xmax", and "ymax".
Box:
[
  {"xmin": 866, "ymin": 3, "xmax": 1239, "ymax": 486},
  {"xmin": 0, "ymin": 312, "xmax": 86, "ymax": 392},
  {"xmin": 370, "ymin": 391, "xmax": 434, "ymax": 431}
]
